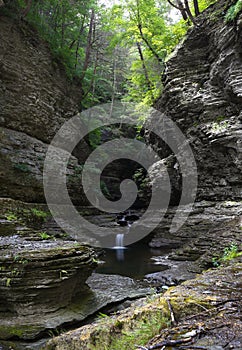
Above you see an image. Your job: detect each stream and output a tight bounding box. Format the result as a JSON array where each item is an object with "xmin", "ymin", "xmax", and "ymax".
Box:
[
  {"xmin": 96, "ymin": 240, "xmax": 170, "ymax": 279},
  {"xmin": 87, "ymin": 212, "xmax": 172, "ymax": 279}
]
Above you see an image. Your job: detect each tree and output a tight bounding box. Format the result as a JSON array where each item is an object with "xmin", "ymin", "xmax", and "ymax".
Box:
[
  {"xmin": 103, "ymin": 0, "xmax": 187, "ymax": 104},
  {"xmin": 7, "ymin": 0, "xmax": 128, "ymax": 107},
  {"xmin": 3, "ymin": 0, "xmax": 190, "ymax": 106},
  {"xmin": 167, "ymin": 0, "xmax": 200, "ymax": 25}
]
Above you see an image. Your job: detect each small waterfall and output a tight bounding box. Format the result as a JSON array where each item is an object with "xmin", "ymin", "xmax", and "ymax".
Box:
[
  {"xmin": 116, "ymin": 233, "xmax": 124, "ymax": 248},
  {"xmin": 114, "ymin": 233, "xmax": 125, "ymax": 261}
]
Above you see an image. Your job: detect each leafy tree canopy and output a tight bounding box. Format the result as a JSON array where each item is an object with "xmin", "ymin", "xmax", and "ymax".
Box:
[{"xmin": 1, "ymin": 0, "xmax": 217, "ymax": 107}]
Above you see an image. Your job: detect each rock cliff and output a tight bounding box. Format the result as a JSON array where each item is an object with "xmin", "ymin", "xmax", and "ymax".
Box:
[
  {"xmin": 0, "ymin": 13, "xmax": 96, "ymax": 343},
  {"xmin": 142, "ymin": 0, "xmax": 242, "ymax": 264},
  {"xmin": 146, "ymin": 0, "xmax": 242, "ymax": 203},
  {"xmin": 42, "ymin": 2, "xmax": 242, "ymax": 347},
  {"xmin": 0, "ymin": 15, "xmax": 89, "ymax": 203}
]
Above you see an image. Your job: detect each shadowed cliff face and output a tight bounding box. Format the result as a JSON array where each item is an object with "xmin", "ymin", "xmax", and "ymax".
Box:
[
  {"xmin": 0, "ymin": 17, "xmax": 83, "ymax": 143},
  {"xmin": 0, "ymin": 15, "xmax": 91, "ymax": 203},
  {"xmin": 0, "ymin": 15, "xmax": 98, "ymax": 343},
  {"xmin": 145, "ymin": 0, "xmax": 242, "ymax": 203}
]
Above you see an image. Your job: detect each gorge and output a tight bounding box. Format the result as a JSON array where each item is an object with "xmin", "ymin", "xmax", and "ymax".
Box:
[{"xmin": 0, "ymin": 0, "xmax": 241, "ymax": 349}]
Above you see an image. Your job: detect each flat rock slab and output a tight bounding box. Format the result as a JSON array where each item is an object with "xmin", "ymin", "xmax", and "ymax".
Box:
[
  {"xmin": 87, "ymin": 273, "xmax": 152, "ymax": 307},
  {"xmin": 43, "ymin": 257, "xmax": 242, "ymax": 350}
]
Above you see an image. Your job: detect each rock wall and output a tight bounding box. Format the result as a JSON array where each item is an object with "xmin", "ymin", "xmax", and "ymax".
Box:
[
  {"xmin": 145, "ymin": 0, "xmax": 242, "ymax": 202},
  {"xmin": 0, "ymin": 198, "xmax": 98, "ymax": 341},
  {"xmin": 0, "ymin": 14, "xmax": 97, "ymax": 343},
  {"xmin": 139, "ymin": 0, "xmax": 242, "ymax": 278},
  {"xmin": 0, "ymin": 15, "xmax": 89, "ymax": 203}
]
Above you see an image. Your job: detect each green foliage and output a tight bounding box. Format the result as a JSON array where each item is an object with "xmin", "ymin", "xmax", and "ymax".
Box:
[
  {"xmin": 225, "ymin": 0, "xmax": 242, "ymax": 22},
  {"xmin": 98, "ymin": 312, "xmax": 108, "ymax": 319},
  {"xmin": 133, "ymin": 167, "xmax": 150, "ymax": 201},
  {"xmin": 89, "ymin": 128, "xmax": 102, "ymax": 150},
  {"xmin": 133, "ymin": 168, "xmax": 147, "ymax": 188},
  {"xmin": 39, "ymin": 231, "xmax": 51, "ymax": 240},
  {"xmin": 31, "ymin": 208, "xmax": 48, "ymax": 219},
  {"xmin": 13, "ymin": 163, "xmax": 30, "ymax": 173},
  {"xmin": 215, "ymin": 115, "xmax": 227, "ymax": 122},
  {"xmin": 106, "ymin": 0, "xmax": 187, "ymax": 106},
  {"xmin": 211, "ymin": 120, "xmax": 229, "ymax": 132},
  {"xmin": 13, "ymin": 0, "xmax": 128, "ymax": 108},
  {"xmin": 13, "ymin": 255, "xmax": 28, "ymax": 264},
  {"xmin": 190, "ymin": 0, "xmax": 217, "ymax": 16},
  {"xmin": 91, "ymin": 312, "xmax": 170, "ymax": 350},
  {"xmin": 5, "ymin": 212, "xmax": 18, "ymax": 221},
  {"xmin": 6, "ymin": 278, "xmax": 11, "ymax": 287},
  {"xmin": 222, "ymin": 243, "xmax": 241, "ymax": 261},
  {"xmin": 100, "ymin": 180, "xmax": 110, "ymax": 198},
  {"xmin": 212, "ymin": 243, "xmax": 242, "ymax": 267}
]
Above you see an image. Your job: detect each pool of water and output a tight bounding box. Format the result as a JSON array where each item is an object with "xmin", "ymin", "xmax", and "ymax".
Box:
[{"xmin": 96, "ymin": 241, "xmax": 170, "ymax": 279}]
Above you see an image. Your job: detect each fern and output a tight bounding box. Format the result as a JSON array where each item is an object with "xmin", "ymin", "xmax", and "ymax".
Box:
[{"xmin": 225, "ymin": 0, "xmax": 242, "ymax": 22}]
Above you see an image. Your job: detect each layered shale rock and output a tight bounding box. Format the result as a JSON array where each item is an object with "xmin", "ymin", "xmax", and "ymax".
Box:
[
  {"xmin": 141, "ymin": 0, "xmax": 242, "ymax": 267},
  {"xmin": 0, "ymin": 127, "xmax": 87, "ymax": 203},
  {"xmin": 43, "ymin": 257, "xmax": 242, "ymax": 350},
  {"xmin": 0, "ymin": 15, "xmax": 90, "ymax": 203},
  {"xmin": 145, "ymin": 0, "xmax": 242, "ymax": 203},
  {"xmin": 0, "ymin": 198, "xmax": 97, "ymax": 340},
  {"xmin": 0, "ymin": 240, "xmax": 96, "ymax": 340},
  {"xmin": 0, "ymin": 15, "xmax": 97, "ymax": 340}
]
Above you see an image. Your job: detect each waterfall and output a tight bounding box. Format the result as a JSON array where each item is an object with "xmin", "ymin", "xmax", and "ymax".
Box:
[
  {"xmin": 113, "ymin": 233, "xmax": 125, "ymax": 261},
  {"xmin": 116, "ymin": 233, "xmax": 124, "ymax": 248}
]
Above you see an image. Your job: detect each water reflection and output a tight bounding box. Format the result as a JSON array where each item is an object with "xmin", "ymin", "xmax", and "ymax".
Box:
[{"xmin": 96, "ymin": 241, "xmax": 169, "ymax": 279}]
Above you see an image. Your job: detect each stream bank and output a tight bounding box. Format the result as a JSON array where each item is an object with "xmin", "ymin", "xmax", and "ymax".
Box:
[
  {"xmin": 1, "ymin": 197, "xmax": 241, "ymax": 349},
  {"xmin": 43, "ymin": 256, "xmax": 242, "ymax": 350},
  {"xmin": 0, "ymin": 199, "xmax": 156, "ymax": 349}
]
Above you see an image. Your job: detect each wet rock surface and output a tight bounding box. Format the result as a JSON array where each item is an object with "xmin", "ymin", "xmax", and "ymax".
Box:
[
  {"xmin": 0, "ymin": 199, "xmax": 154, "ymax": 348},
  {"xmin": 147, "ymin": 200, "xmax": 242, "ymax": 267},
  {"xmin": 43, "ymin": 257, "xmax": 242, "ymax": 350},
  {"xmin": 85, "ymin": 273, "xmax": 152, "ymax": 316},
  {"xmin": 0, "ymin": 199, "xmax": 98, "ymax": 341}
]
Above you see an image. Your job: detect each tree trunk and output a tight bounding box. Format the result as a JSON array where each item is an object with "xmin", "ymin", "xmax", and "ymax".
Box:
[
  {"xmin": 74, "ymin": 15, "xmax": 86, "ymax": 70},
  {"xmin": 184, "ymin": 0, "xmax": 197, "ymax": 25},
  {"xmin": 135, "ymin": 0, "xmax": 163, "ymax": 65},
  {"xmin": 193, "ymin": 0, "xmax": 200, "ymax": 17},
  {"xmin": 21, "ymin": 0, "xmax": 32, "ymax": 17},
  {"xmin": 176, "ymin": 0, "xmax": 188, "ymax": 20},
  {"xmin": 80, "ymin": 8, "xmax": 95, "ymax": 82},
  {"xmin": 136, "ymin": 42, "xmax": 152, "ymax": 91}
]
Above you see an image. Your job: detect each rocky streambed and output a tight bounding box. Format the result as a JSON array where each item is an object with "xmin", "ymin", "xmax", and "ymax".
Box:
[
  {"xmin": 0, "ymin": 197, "xmax": 241, "ymax": 350},
  {"xmin": 43, "ymin": 256, "xmax": 242, "ymax": 350},
  {"xmin": 0, "ymin": 199, "xmax": 155, "ymax": 349}
]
